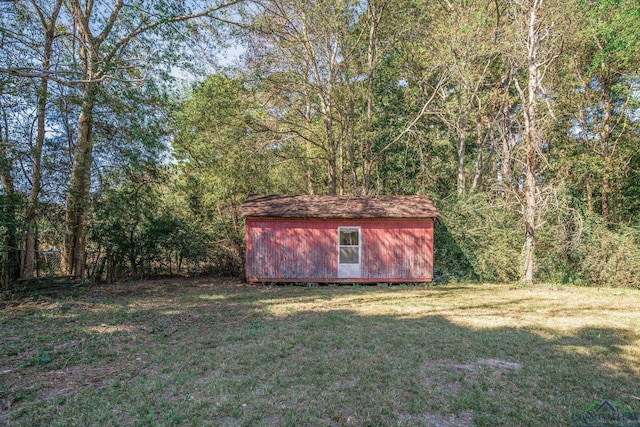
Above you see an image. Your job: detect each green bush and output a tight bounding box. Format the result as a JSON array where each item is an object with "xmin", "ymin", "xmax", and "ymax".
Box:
[
  {"xmin": 572, "ymin": 215, "xmax": 640, "ymax": 288},
  {"xmin": 435, "ymin": 192, "xmax": 640, "ymax": 287},
  {"xmin": 434, "ymin": 194, "xmax": 522, "ymax": 282}
]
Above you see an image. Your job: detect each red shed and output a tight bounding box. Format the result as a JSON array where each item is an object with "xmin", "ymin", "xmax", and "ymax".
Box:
[{"xmin": 240, "ymin": 194, "xmax": 440, "ymax": 284}]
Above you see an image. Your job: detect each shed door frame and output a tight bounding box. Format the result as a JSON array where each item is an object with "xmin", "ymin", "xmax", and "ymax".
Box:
[{"xmin": 338, "ymin": 226, "xmax": 361, "ymax": 278}]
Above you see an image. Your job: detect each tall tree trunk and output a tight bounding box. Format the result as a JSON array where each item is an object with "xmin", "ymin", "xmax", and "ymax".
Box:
[
  {"xmin": 601, "ymin": 174, "xmax": 610, "ymax": 220},
  {"xmin": 523, "ymin": 137, "xmax": 537, "ymax": 285},
  {"xmin": 348, "ymin": 141, "xmax": 359, "ymax": 195},
  {"xmin": 307, "ymin": 167, "xmax": 314, "ymax": 195},
  {"xmin": 472, "ymin": 122, "xmax": 493, "ymax": 191},
  {"xmin": 0, "ymin": 114, "xmax": 19, "ymax": 288},
  {"xmin": 24, "ymin": 0, "xmax": 63, "ymax": 279},
  {"xmin": 22, "ymin": 72, "xmax": 46, "ymax": 278},
  {"xmin": 62, "ymin": 94, "xmax": 95, "ymax": 277},
  {"xmin": 456, "ymin": 129, "xmax": 467, "ymax": 194},
  {"xmin": 500, "ymin": 126, "xmax": 512, "ymax": 192},
  {"xmin": 325, "ymin": 113, "xmax": 337, "ymax": 196},
  {"xmin": 361, "ymin": 0, "xmax": 382, "ymax": 195},
  {"xmin": 303, "ymin": 84, "xmax": 315, "ymax": 195},
  {"xmin": 455, "ymin": 94, "xmax": 470, "ymax": 195},
  {"xmin": 498, "ymin": 77, "xmax": 514, "ymax": 194},
  {"xmin": 585, "ymin": 177, "xmax": 593, "ymax": 211},
  {"xmin": 323, "ymin": 59, "xmax": 337, "ymax": 195},
  {"xmin": 62, "ymin": 0, "xmax": 99, "ymax": 277},
  {"xmin": 599, "ymin": 81, "xmax": 613, "ymax": 221},
  {"xmin": 338, "ymin": 130, "xmax": 344, "ymax": 195},
  {"xmin": 520, "ymin": 0, "xmax": 544, "ymax": 286}
]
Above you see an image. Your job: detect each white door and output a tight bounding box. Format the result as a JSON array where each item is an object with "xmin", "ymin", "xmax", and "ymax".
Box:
[{"xmin": 338, "ymin": 227, "xmax": 361, "ymax": 278}]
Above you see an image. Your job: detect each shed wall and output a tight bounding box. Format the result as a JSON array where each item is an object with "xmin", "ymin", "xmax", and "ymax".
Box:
[{"xmin": 245, "ymin": 218, "xmax": 434, "ymax": 283}]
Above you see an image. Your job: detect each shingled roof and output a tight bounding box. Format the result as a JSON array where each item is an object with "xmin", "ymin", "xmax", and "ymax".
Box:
[{"xmin": 240, "ymin": 194, "xmax": 440, "ymax": 219}]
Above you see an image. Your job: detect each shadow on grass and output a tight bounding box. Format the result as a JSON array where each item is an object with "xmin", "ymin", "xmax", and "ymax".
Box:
[{"xmin": 2, "ymin": 284, "xmax": 639, "ymax": 426}]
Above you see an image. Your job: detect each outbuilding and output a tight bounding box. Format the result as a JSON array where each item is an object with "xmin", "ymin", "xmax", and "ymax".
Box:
[{"xmin": 240, "ymin": 194, "xmax": 440, "ymax": 284}]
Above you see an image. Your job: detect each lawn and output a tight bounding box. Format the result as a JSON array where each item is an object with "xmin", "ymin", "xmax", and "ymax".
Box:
[{"xmin": 1, "ymin": 279, "xmax": 639, "ymax": 426}]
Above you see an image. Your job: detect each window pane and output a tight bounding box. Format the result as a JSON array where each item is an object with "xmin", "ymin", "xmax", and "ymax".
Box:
[
  {"xmin": 340, "ymin": 230, "xmax": 359, "ymax": 246},
  {"xmin": 340, "ymin": 247, "xmax": 359, "ymax": 264}
]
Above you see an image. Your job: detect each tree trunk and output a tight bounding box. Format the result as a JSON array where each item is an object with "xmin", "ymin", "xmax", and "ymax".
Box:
[
  {"xmin": 500, "ymin": 127, "xmax": 512, "ymax": 191},
  {"xmin": 24, "ymin": 1, "xmax": 62, "ymax": 277},
  {"xmin": 22, "ymin": 21, "xmax": 61, "ymax": 279},
  {"xmin": 338, "ymin": 130, "xmax": 344, "ymax": 195},
  {"xmin": 62, "ymin": 1, "xmax": 99, "ymax": 278},
  {"xmin": 106, "ymin": 249, "xmax": 114, "ymax": 283},
  {"xmin": 601, "ymin": 173, "xmax": 610, "ymax": 220},
  {"xmin": 456, "ymin": 130, "xmax": 466, "ymax": 194},
  {"xmin": 498, "ymin": 78, "xmax": 514, "ymax": 194},
  {"xmin": 362, "ymin": 0, "xmax": 381, "ymax": 196},
  {"xmin": 62, "ymin": 94, "xmax": 95, "ymax": 277},
  {"xmin": 0, "ymin": 115, "xmax": 19, "ymax": 288},
  {"xmin": 599, "ymin": 81, "xmax": 613, "ymax": 221},
  {"xmin": 306, "ymin": 167, "xmax": 314, "ymax": 195},
  {"xmin": 326, "ymin": 127, "xmax": 337, "ymax": 195},
  {"xmin": 523, "ymin": 142, "xmax": 536, "ymax": 285},
  {"xmin": 455, "ymin": 93, "xmax": 470, "ymax": 195},
  {"xmin": 347, "ymin": 134, "xmax": 360, "ymax": 195},
  {"xmin": 323, "ymin": 98, "xmax": 337, "ymax": 195},
  {"xmin": 303, "ymin": 85, "xmax": 315, "ymax": 195},
  {"xmin": 586, "ymin": 178, "xmax": 593, "ymax": 211},
  {"xmin": 471, "ymin": 121, "xmax": 492, "ymax": 192},
  {"xmin": 519, "ymin": 0, "xmax": 546, "ymax": 285}
]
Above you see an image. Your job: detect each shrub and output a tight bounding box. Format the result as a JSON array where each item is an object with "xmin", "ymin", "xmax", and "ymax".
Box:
[
  {"xmin": 572, "ymin": 215, "xmax": 640, "ymax": 288},
  {"xmin": 434, "ymin": 194, "xmax": 522, "ymax": 282}
]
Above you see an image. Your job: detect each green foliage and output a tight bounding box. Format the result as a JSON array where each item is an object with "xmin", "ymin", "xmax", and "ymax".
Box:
[
  {"xmin": 0, "ymin": 194, "xmax": 21, "ymax": 250},
  {"xmin": 579, "ymin": 0, "xmax": 640, "ymax": 72},
  {"xmin": 571, "ymin": 214, "xmax": 640, "ymax": 288},
  {"xmin": 169, "ymin": 74, "xmax": 306, "ymax": 278},
  {"xmin": 617, "ymin": 148, "xmax": 640, "ymax": 220},
  {"xmin": 434, "ymin": 188, "xmax": 640, "ymax": 288},
  {"xmin": 88, "ymin": 169, "xmax": 213, "ymax": 280},
  {"xmin": 2, "ymin": 0, "xmax": 639, "ymax": 286},
  {"xmin": 172, "ymin": 74, "xmax": 298, "ymax": 197},
  {"xmin": 0, "ymin": 194, "xmax": 23, "ymax": 287},
  {"xmin": 435, "ymin": 194, "xmax": 522, "ymax": 282}
]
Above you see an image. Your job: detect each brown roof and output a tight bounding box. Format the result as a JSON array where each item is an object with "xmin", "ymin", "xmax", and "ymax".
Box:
[{"xmin": 240, "ymin": 194, "xmax": 440, "ymax": 219}]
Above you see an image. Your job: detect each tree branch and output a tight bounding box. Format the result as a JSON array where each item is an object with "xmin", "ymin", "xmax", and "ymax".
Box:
[
  {"xmin": 104, "ymin": 0, "xmax": 245, "ymax": 68},
  {"xmin": 377, "ymin": 74, "xmax": 447, "ymax": 155},
  {"xmin": 95, "ymin": 0, "xmax": 124, "ymax": 47}
]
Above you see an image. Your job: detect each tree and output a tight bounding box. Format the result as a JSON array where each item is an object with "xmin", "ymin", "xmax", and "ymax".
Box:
[
  {"xmin": 1, "ymin": 0, "xmax": 244, "ymax": 279},
  {"xmin": 426, "ymin": 0, "xmax": 504, "ymax": 194},
  {"xmin": 22, "ymin": 0, "xmax": 64, "ymax": 279},
  {"xmin": 0, "ymin": 87, "xmax": 20, "ymax": 287},
  {"xmin": 246, "ymin": 0, "xmax": 356, "ymax": 195},
  {"xmin": 507, "ymin": 0, "xmax": 565, "ymax": 284},
  {"xmin": 59, "ymin": 0, "xmax": 242, "ymax": 277},
  {"xmin": 172, "ymin": 74, "xmax": 297, "ymax": 264},
  {"xmin": 563, "ymin": 0, "xmax": 640, "ymax": 221}
]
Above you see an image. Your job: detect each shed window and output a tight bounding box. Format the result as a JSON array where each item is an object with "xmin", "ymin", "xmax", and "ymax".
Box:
[{"xmin": 339, "ymin": 227, "xmax": 360, "ymax": 264}]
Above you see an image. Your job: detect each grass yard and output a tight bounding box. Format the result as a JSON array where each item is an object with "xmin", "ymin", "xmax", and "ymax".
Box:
[{"xmin": 1, "ymin": 279, "xmax": 639, "ymax": 426}]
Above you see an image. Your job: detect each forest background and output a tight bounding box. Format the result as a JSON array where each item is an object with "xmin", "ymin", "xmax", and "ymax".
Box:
[{"xmin": 0, "ymin": 0, "xmax": 639, "ymax": 289}]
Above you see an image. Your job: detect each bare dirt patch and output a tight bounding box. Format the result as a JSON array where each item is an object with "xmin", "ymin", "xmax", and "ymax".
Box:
[
  {"xmin": 397, "ymin": 410, "xmax": 474, "ymax": 427},
  {"xmin": 451, "ymin": 358, "xmax": 522, "ymax": 372}
]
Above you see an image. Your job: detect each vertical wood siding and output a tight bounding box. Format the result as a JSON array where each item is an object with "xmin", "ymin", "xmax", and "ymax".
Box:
[
  {"xmin": 245, "ymin": 218, "xmax": 434, "ymax": 282},
  {"xmin": 361, "ymin": 220, "xmax": 433, "ymax": 280}
]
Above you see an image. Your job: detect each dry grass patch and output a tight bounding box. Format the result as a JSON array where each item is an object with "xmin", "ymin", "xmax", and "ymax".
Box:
[{"xmin": 1, "ymin": 279, "xmax": 639, "ymax": 426}]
